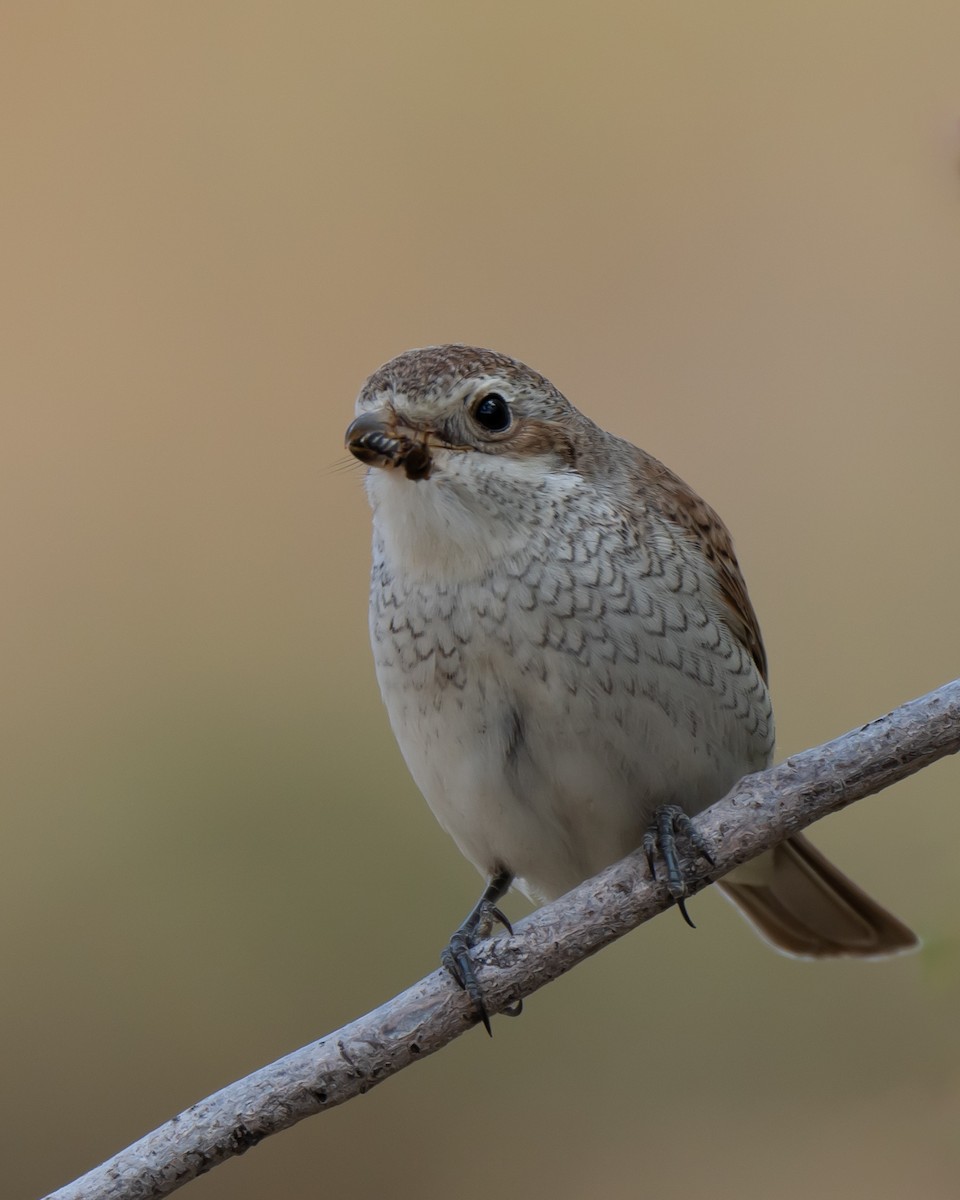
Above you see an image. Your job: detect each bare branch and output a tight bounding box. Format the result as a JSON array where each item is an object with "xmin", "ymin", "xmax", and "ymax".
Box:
[{"xmin": 47, "ymin": 679, "xmax": 960, "ymax": 1200}]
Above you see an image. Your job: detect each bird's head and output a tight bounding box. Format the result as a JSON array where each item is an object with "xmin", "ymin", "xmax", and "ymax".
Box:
[
  {"xmin": 345, "ymin": 345, "xmax": 592, "ymax": 578},
  {"xmin": 346, "ymin": 344, "xmax": 582, "ymax": 481}
]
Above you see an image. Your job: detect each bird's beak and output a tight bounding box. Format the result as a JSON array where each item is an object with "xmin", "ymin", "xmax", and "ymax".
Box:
[{"xmin": 345, "ymin": 411, "xmax": 433, "ymax": 481}]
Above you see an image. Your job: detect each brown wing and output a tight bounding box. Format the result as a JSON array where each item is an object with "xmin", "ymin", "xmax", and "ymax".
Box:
[
  {"xmin": 643, "ymin": 455, "xmax": 768, "ymax": 683},
  {"xmin": 632, "ymin": 453, "xmax": 918, "ymax": 959}
]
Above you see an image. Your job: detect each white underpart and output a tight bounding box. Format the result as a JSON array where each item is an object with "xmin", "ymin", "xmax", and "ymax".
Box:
[{"xmin": 366, "ymin": 448, "xmax": 774, "ymax": 904}]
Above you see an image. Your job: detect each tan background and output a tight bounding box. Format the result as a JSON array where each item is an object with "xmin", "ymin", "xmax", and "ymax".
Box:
[{"xmin": 3, "ymin": 4, "xmax": 959, "ymax": 1198}]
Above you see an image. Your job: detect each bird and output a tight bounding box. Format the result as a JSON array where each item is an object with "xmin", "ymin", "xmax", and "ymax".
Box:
[{"xmin": 345, "ymin": 344, "xmax": 917, "ymax": 1029}]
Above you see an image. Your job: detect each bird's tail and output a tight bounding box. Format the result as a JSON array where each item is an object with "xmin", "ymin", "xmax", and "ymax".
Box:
[{"xmin": 717, "ymin": 833, "xmax": 918, "ymax": 958}]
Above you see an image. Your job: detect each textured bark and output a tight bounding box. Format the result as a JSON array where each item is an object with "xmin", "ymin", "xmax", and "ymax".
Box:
[{"xmin": 47, "ymin": 678, "xmax": 960, "ymax": 1200}]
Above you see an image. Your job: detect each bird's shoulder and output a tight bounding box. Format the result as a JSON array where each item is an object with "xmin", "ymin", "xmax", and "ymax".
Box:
[{"xmin": 599, "ymin": 438, "xmax": 768, "ymax": 684}]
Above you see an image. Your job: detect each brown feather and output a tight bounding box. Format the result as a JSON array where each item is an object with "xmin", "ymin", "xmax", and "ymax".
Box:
[
  {"xmin": 640, "ymin": 453, "xmax": 768, "ymax": 683},
  {"xmin": 719, "ymin": 834, "xmax": 918, "ymax": 957}
]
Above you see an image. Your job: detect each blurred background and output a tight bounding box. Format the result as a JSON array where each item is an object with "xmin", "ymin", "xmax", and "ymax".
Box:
[{"xmin": 3, "ymin": 4, "xmax": 959, "ymax": 1198}]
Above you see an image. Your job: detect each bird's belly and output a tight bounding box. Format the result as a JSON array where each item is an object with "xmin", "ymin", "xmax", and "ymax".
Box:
[{"xmin": 373, "ymin": 596, "xmax": 772, "ymax": 902}]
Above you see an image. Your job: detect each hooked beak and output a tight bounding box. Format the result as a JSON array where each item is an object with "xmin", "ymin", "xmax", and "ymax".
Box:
[{"xmin": 345, "ymin": 411, "xmax": 433, "ymax": 481}]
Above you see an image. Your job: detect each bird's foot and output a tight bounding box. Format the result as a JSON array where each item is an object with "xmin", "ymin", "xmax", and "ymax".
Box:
[
  {"xmin": 642, "ymin": 805, "xmax": 715, "ymax": 928},
  {"xmin": 441, "ymin": 873, "xmax": 522, "ymax": 1035}
]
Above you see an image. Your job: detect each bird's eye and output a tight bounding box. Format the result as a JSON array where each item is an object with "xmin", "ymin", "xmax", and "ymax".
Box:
[{"xmin": 471, "ymin": 392, "xmax": 512, "ymax": 433}]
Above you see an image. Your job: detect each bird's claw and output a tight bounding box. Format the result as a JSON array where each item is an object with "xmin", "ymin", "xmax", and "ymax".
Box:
[
  {"xmin": 441, "ymin": 930, "xmax": 492, "ymax": 1032},
  {"xmin": 643, "ymin": 804, "xmax": 715, "ymax": 928},
  {"xmin": 441, "ymin": 898, "xmax": 518, "ymax": 1036}
]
